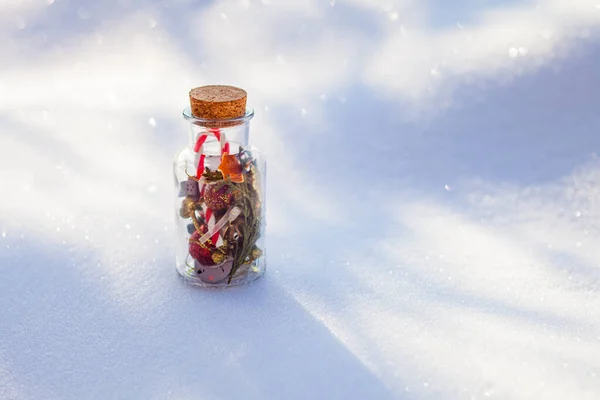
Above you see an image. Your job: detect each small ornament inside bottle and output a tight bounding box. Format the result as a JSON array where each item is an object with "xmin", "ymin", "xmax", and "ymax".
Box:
[{"xmin": 173, "ymin": 86, "xmax": 266, "ymax": 286}]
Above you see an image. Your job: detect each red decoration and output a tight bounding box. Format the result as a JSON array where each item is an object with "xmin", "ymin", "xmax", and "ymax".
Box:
[
  {"xmin": 203, "ymin": 183, "xmax": 234, "ymax": 211},
  {"xmin": 189, "ymin": 230, "xmax": 216, "ymax": 266},
  {"xmin": 194, "ymin": 128, "xmax": 224, "ymax": 179}
]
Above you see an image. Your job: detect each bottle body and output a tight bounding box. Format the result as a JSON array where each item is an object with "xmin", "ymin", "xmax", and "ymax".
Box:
[{"xmin": 173, "ymin": 107, "xmax": 266, "ymax": 286}]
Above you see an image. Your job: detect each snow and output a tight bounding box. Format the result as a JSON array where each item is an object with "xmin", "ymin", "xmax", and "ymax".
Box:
[{"xmin": 1, "ymin": 0, "xmax": 600, "ymax": 399}]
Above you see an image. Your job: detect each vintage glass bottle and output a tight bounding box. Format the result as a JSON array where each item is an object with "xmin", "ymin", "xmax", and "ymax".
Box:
[{"xmin": 173, "ymin": 89, "xmax": 266, "ymax": 287}]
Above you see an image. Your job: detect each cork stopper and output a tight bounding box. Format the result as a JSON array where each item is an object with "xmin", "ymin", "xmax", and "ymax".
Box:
[{"xmin": 189, "ymin": 85, "xmax": 247, "ymax": 124}]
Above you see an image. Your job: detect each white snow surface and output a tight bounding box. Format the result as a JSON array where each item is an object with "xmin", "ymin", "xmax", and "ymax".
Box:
[{"xmin": 1, "ymin": 0, "xmax": 600, "ymax": 399}]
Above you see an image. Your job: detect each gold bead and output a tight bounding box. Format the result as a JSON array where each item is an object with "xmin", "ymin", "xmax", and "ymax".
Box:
[
  {"xmin": 250, "ymin": 247, "xmax": 263, "ymax": 261},
  {"xmin": 179, "ymin": 197, "xmax": 197, "ymax": 218},
  {"xmin": 211, "ymin": 251, "xmax": 227, "ymax": 265}
]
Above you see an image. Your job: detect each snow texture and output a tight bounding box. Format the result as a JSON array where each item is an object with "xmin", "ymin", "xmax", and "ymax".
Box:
[{"xmin": 1, "ymin": 0, "xmax": 600, "ymax": 399}]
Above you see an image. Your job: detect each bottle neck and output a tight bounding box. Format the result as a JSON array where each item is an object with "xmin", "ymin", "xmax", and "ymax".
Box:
[
  {"xmin": 183, "ymin": 107, "xmax": 254, "ymax": 155},
  {"xmin": 187, "ymin": 123, "xmax": 250, "ymax": 154}
]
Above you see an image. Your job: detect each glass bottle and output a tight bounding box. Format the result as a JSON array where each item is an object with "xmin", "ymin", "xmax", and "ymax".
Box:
[{"xmin": 173, "ymin": 103, "xmax": 266, "ymax": 287}]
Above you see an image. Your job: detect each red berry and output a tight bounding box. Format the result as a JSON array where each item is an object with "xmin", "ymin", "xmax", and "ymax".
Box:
[
  {"xmin": 203, "ymin": 184, "xmax": 233, "ymax": 211},
  {"xmin": 189, "ymin": 230, "xmax": 215, "ymax": 266}
]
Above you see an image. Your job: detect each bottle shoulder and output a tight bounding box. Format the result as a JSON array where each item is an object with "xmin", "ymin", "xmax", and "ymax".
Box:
[{"xmin": 174, "ymin": 147, "xmax": 196, "ymax": 161}]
